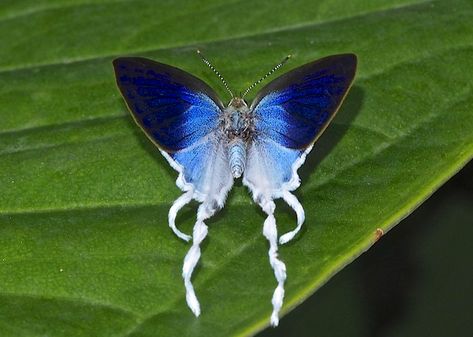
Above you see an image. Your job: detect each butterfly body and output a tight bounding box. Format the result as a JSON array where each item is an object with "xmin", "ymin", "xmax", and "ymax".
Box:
[
  {"xmin": 222, "ymin": 97, "xmax": 253, "ymax": 178},
  {"xmin": 113, "ymin": 53, "xmax": 357, "ymax": 326}
]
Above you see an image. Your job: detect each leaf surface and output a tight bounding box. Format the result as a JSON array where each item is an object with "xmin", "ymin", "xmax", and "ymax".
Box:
[{"xmin": 0, "ymin": 0, "xmax": 472, "ymax": 336}]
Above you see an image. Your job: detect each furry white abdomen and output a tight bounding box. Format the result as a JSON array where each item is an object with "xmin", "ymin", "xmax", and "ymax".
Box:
[{"xmin": 228, "ymin": 139, "xmax": 246, "ymax": 178}]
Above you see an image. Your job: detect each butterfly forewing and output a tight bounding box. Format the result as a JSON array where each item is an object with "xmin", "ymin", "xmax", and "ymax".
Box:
[
  {"xmin": 250, "ymin": 53, "xmax": 357, "ymax": 149},
  {"xmin": 113, "ymin": 57, "xmax": 224, "ymax": 153}
]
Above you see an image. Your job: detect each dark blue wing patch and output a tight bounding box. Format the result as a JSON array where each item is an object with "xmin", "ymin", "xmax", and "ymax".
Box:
[
  {"xmin": 251, "ymin": 54, "xmax": 357, "ymax": 149},
  {"xmin": 113, "ymin": 57, "xmax": 224, "ymax": 152}
]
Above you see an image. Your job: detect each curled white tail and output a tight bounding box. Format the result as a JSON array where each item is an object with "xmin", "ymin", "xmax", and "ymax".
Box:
[
  {"xmin": 279, "ymin": 191, "xmax": 305, "ymax": 245},
  {"xmin": 168, "ymin": 190, "xmax": 193, "ymax": 242}
]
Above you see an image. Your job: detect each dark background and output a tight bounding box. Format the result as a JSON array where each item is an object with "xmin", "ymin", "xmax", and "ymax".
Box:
[{"xmin": 259, "ymin": 160, "xmax": 472, "ymax": 337}]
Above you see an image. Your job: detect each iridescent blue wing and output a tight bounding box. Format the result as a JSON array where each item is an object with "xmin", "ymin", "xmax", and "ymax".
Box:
[
  {"xmin": 243, "ymin": 54, "xmax": 356, "ymax": 325},
  {"xmin": 249, "ymin": 53, "xmax": 357, "ymax": 150},
  {"xmin": 113, "ymin": 57, "xmax": 233, "ymax": 237},
  {"xmin": 243, "ymin": 53, "xmax": 357, "ymax": 242},
  {"xmin": 114, "ymin": 57, "xmax": 234, "ymax": 317},
  {"xmin": 113, "ymin": 57, "xmax": 225, "ymax": 152}
]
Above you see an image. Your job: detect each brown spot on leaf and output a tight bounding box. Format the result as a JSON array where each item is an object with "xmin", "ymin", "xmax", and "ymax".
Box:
[{"xmin": 374, "ymin": 228, "xmax": 384, "ymax": 242}]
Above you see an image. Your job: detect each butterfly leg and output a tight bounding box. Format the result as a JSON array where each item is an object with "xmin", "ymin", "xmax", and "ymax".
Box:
[
  {"xmin": 259, "ymin": 197, "xmax": 287, "ymax": 327},
  {"xmin": 168, "ymin": 190, "xmax": 193, "ymax": 242},
  {"xmin": 279, "ymin": 191, "xmax": 305, "ymax": 245},
  {"xmin": 182, "ymin": 202, "xmax": 217, "ymax": 317}
]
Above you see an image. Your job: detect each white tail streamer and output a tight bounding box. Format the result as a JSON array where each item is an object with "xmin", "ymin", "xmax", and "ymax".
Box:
[
  {"xmin": 168, "ymin": 190, "xmax": 193, "ymax": 242},
  {"xmin": 260, "ymin": 198, "xmax": 287, "ymax": 327},
  {"xmin": 279, "ymin": 191, "xmax": 305, "ymax": 245},
  {"xmin": 182, "ymin": 203, "xmax": 215, "ymax": 317}
]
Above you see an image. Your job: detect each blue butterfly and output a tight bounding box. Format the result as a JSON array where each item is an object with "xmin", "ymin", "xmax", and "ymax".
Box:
[{"xmin": 113, "ymin": 52, "xmax": 357, "ymax": 326}]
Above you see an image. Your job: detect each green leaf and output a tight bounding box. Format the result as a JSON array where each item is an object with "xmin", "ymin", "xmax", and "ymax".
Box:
[
  {"xmin": 0, "ymin": 0, "xmax": 472, "ymax": 336},
  {"xmin": 259, "ymin": 163, "xmax": 473, "ymax": 337}
]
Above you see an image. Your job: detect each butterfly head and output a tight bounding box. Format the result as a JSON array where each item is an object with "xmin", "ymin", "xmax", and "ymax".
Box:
[
  {"xmin": 196, "ymin": 50, "xmax": 292, "ymax": 143},
  {"xmin": 223, "ymin": 97, "xmax": 253, "ymax": 142},
  {"xmin": 228, "ymin": 97, "xmax": 248, "ymax": 109}
]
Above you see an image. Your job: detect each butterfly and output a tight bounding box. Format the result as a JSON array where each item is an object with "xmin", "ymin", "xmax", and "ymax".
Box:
[{"xmin": 113, "ymin": 51, "xmax": 357, "ymax": 326}]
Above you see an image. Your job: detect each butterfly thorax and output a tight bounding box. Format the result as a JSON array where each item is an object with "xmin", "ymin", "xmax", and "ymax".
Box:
[
  {"xmin": 223, "ymin": 97, "xmax": 253, "ymax": 140},
  {"xmin": 222, "ymin": 97, "xmax": 254, "ymax": 179}
]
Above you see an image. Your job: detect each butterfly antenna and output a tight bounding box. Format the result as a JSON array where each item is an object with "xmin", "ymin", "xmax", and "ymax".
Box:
[
  {"xmin": 197, "ymin": 49, "xmax": 234, "ymax": 98},
  {"xmin": 242, "ymin": 55, "xmax": 292, "ymax": 98}
]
